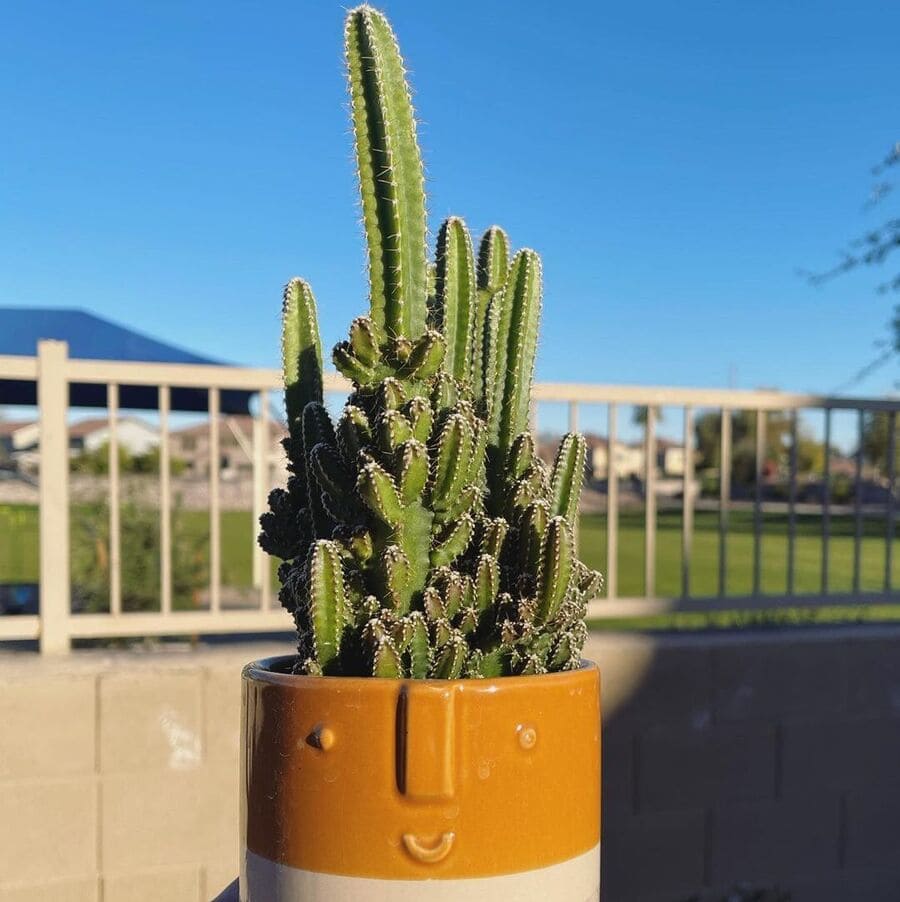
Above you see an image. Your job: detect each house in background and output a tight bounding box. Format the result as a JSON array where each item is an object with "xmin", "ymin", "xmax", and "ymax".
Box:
[
  {"xmin": 0, "ymin": 420, "xmax": 39, "ymax": 462},
  {"xmin": 584, "ymin": 435, "xmax": 646, "ymax": 481},
  {"xmin": 170, "ymin": 415, "xmax": 287, "ymax": 480},
  {"xmin": 68, "ymin": 417, "xmax": 159, "ymax": 457},
  {"xmin": 1, "ymin": 416, "xmax": 158, "ymax": 472},
  {"xmin": 655, "ymin": 438, "xmax": 687, "ymax": 477}
]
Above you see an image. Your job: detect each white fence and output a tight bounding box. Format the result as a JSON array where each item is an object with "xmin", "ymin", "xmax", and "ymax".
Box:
[{"xmin": 1, "ymin": 340, "xmax": 898, "ymax": 652}]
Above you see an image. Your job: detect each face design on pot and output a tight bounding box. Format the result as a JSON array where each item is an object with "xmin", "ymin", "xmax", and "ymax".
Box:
[{"xmin": 243, "ymin": 669, "xmax": 600, "ymax": 882}]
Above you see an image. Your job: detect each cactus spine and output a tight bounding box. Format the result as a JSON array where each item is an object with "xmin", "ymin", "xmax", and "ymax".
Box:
[{"xmin": 259, "ymin": 5, "xmax": 601, "ymax": 678}]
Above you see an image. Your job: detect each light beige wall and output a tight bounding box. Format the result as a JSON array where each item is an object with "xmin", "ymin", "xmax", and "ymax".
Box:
[
  {"xmin": 0, "ymin": 644, "xmax": 255, "ymax": 902},
  {"xmin": 1, "ymin": 627, "xmax": 899, "ymax": 902}
]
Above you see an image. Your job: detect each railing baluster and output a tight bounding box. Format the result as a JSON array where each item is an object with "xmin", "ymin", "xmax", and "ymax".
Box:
[
  {"xmin": 159, "ymin": 386, "xmax": 172, "ymax": 615},
  {"xmin": 260, "ymin": 393, "xmax": 272, "ymax": 610},
  {"xmin": 682, "ymin": 406, "xmax": 694, "ymax": 599},
  {"xmin": 753, "ymin": 409, "xmax": 765, "ymax": 598},
  {"xmin": 787, "ymin": 409, "xmax": 798, "ymax": 596},
  {"xmin": 567, "ymin": 401, "xmax": 581, "ymax": 553},
  {"xmin": 37, "ymin": 340, "xmax": 71, "ymax": 653},
  {"xmin": 252, "ymin": 392, "xmax": 271, "ymax": 609},
  {"xmin": 644, "ymin": 405, "xmax": 657, "ymax": 598},
  {"xmin": 252, "ymin": 408, "xmax": 264, "ymax": 597},
  {"xmin": 885, "ymin": 411, "xmax": 896, "ymax": 593},
  {"xmin": 853, "ymin": 409, "xmax": 863, "ymax": 595},
  {"xmin": 606, "ymin": 403, "xmax": 619, "ymax": 600},
  {"xmin": 719, "ymin": 408, "xmax": 732, "ymax": 598},
  {"xmin": 108, "ymin": 383, "xmax": 121, "ymax": 616},
  {"xmin": 209, "ymin": 387, "xmax": 221, "ymax": 614},
  {"xmin": 822, "ymin": 408, "xmax": 831, "ymax": 595}
]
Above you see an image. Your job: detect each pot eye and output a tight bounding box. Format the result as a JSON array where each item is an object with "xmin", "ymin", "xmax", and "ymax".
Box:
[
  {"xmin": 306, "ymin": 724, "xmax": 336, "ymax": 751},
  {"xmin": 517, "ymin": 724, "xmax": 537, "ymax": 751}
]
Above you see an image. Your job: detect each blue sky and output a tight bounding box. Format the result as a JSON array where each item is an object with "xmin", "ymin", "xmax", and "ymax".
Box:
[{"xmin": 1, "ymin": 0, "xmax": 897, "ymax": 408}]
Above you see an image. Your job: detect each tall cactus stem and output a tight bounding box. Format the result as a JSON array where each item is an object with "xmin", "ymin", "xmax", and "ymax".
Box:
[
  {"xmin": 345, "ymin": 6, "xmax": 427, "ymax": 339},
  {"xmin": 490, "ymin": 249, "xmax": 543, "ymax": 455},
  {"xmin": 472, "ymin": 226, "xmax": 510, "ymax": 404},
  {"xmin": 433, "ymin": 217, "xmax": 476, "ymax": 382},
  {"xmin": 535, "ymin": 516, "xmax": 573, "ymax": 624},
  {"xmin": 282, "ymin": 278, "xmax": 323, "ymax": 439},
  {"xmin": 306, "ymin": 540, "xmax": 347, "ymax": 672},
  {"xmin": 550, "ymin": 433, "xmax": 587, "ymax": 525}
]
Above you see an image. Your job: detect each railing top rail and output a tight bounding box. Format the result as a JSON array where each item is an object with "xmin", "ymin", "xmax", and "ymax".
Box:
[
  {"xmin": 2, "ymin": 349, "xmax": 898, "ymax": 411},
  {"xmin": 0, "ymin": 354, "xmax": 39, "ymax": 379},
  {"xmin": 63, "ymin": 358, "xmax": 284, "ymax": 390},
  {"xmin": 533, "ymin": 382, "xmax": 900, "ymax": 412}
]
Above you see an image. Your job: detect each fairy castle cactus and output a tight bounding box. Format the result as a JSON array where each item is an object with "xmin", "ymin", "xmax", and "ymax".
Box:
[{"xmin": 259, "ymin": 5, "xmax": 601, "ymax": 677}]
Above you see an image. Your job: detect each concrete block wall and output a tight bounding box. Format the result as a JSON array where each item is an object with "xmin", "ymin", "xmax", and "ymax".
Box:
[
  {"xmin": 1, "ymin": 627, "xmax": 899, "ymax": 901},
  {"xmin": 599, "ymin": 628, "xmax": 900, "ymax": 902},
  {"xmin": 0, "ymin": 646, "xmax": 247, "ymax": 902}
]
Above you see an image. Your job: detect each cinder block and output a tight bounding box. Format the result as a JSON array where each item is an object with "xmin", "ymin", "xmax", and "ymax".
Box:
[
  {"xmin": 781, "ymin": 717, "xmax": 900, "ymax": 798},
  {"xmin": 712, "ymin": 641, "xmax": 846, "ymax": 722},
  {"xmin": 603, "ymin": 642, "xmax": 714, "ymax": 730},
  {"xmin": 790, "ymin": 869, "xmax": 900, "ymax": 902},
  {"xmin": 203, "ymin": 665, "xmax": 242, "ymax": 762},
  {"xmin": 638, "ymin": 720, "xmax": 776, "ymax": 811},
  {"xmin": 602, "ymin": 724, "xmax": 636, "ymax": 820},
  {"xmin": 204, "ymin": 861, "xmax": 239, "ymax": 901},
  {"xmin": 102, "ymin": 765, "xmax": 238, "ymax": 872},
  {"xmin": 588, "ymin": 636, "xmax": 654, "ymax": 721},
  {"xmin": 0, "ymin": 778, "xmax": 97, "ymax": 884},
  {"xmin": 601, "ymin": 808, "xmax": 706, "ymax": 900},
  {"xmin": 103, "ymin": 866, "xmax": 201, "ymax": 902},
  {"xmin": 847, "ymin": 637, "xmax": 900, "ymax": 717},
  {"xmin": 0, "ymin": 877, "xmax": 99, "ymax": 902},
  {"xmin": 0, "ymin": 674, "xmax": 95, "ymax": 778},
  {"xmin": 99, "ymin": 671, "xmax": 202, "ymax": 773},
  {"xmin": 844, "ymin": 787, "xmax": 900, "ymax": 869},
  {"xmin": 709, "ymin": 794, "xmax": 841, "ymax": 883}
]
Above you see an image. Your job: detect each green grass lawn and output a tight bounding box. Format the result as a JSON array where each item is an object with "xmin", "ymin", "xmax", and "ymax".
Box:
[
  {"xmin": 0, "ymin": 503, "xmax": 274, "ymax": 608},
  {"xmin": 2, "ymin": 503, "xmax": 898, "ymax": 628},
  {"xmin": 577, "ymin": 508, "xmax": 900, "ymax": 598}
]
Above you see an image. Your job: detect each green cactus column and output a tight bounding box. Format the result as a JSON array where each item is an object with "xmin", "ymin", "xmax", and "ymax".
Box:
[{"xmin": 345, "ymin": 6, "xmax": 428, "ymax": 340}]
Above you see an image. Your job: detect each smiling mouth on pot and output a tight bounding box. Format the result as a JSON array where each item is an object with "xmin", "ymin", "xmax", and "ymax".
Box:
[{"xmin": 401, "ymin": 832, "xmax": 456, "ymax": 864}]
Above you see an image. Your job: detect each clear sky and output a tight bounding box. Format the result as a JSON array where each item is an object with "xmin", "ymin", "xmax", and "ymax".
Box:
[{"xmin": 1, "ymin": 0, "xmax": 897, "ymax": 406}]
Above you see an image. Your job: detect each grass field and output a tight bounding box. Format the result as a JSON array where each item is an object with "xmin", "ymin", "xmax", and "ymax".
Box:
[
  {"xmin": 2, "ymin": 503, "xmax": 898, "ymax": 628},
  {"xmin": 577, "ymin": 508, "xmax": 899, "ymax": 598}
]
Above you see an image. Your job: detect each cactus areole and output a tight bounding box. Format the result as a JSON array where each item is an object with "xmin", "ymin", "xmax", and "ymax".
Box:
[{"xmin": 242, "ymin": 7, "xmax": 601, "ymax": 901}]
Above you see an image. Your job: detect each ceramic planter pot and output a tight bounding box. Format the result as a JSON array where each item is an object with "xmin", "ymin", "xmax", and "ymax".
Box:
[{"xmin": 240, "ymin": 655, "xmax": 600, "ymax": 902}]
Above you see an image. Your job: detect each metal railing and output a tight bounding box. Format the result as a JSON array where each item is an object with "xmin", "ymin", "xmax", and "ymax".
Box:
[
  {"xmin": 534, "ymin": 382, "xmax": 898, "ymax": 619},
  {"xmin": 1, "ymin": 341, "xmax": 898, "ymax": 652}
]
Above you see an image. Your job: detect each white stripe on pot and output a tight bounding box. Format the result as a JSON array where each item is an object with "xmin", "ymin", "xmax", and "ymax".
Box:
[{"xmin": 241, "ymin": 844, "xmax": 600, "ymax": 902}]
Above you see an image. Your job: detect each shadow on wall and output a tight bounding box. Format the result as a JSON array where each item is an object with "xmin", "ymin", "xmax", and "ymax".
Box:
[{"xmin": 591, "ymin": 626, "xmax": 900, "ymax": 902}]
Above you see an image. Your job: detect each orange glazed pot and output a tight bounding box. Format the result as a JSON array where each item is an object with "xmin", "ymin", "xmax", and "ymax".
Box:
[{"xmin": 240, "ymin": 655, "xmax": 600, "ymax": 901}]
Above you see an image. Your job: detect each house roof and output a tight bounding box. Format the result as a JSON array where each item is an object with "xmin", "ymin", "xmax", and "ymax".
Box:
[
  {"xmin": 0, "ymin": 307, "xmax": 255, "ymax": 414},
  {"xmin": 172, "ymin": 415, "xmax": 287, "ymax": 440},
  {"xmin": 67, "ymin": 417, "xmax": 111, "ymax": 438},
  {"xmin": 67, "ymin": 416, "xmax": 157, "ymax": 438},
  {"xmin": 0, "ymin": 420, "xmax": 34, "ymax": 437}
]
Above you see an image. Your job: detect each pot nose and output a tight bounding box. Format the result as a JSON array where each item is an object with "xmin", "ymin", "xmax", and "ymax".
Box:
[{"xmin": 397, "ymin": 683, "xmax": 457, "ymax": 801}]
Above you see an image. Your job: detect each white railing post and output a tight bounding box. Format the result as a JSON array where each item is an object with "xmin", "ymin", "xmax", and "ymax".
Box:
[
  {"xmin": 252, "ymin": 400, "xmax": 267, "ymax": 593},
  {"xmin": 37, "ymin": 340, "xmax": 71, "ymax": 654}
]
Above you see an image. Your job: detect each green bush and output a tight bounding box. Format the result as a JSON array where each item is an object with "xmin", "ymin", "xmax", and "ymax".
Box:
[
  {"xmin": 71, "ymin": 495, "xmax": 207, "ymax": 612},
  {"xmin": 70, "ymin": 443, "xmax": 187, "ymax": 476}
]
